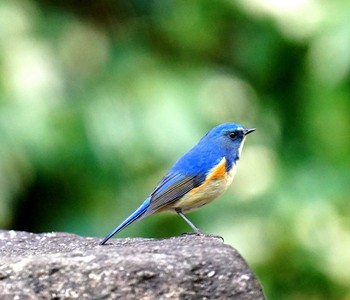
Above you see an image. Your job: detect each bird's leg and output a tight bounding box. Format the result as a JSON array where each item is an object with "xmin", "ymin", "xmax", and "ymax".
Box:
[
  {"xmin": 175, "ymin": 209, "xmax": 224, "ymax": 241},
  {"xmin": 175, "ymin": 209, "xmax": 203, "ymax": 235}
]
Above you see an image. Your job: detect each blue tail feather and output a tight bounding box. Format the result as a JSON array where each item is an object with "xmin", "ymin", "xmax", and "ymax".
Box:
[{"xmin": 99, "ymin": 197, "xmax": 151, "ymax": 245}]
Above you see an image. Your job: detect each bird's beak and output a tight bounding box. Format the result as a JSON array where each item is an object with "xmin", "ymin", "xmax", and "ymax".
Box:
[{"xmin": 243, "ymin": 128, "xmax": 256, "ymax": 136}]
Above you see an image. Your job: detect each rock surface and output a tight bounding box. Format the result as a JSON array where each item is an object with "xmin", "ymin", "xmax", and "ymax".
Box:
[{"xmin": 0, "ymin": 230, "xmax": 265, "ymax": 299}]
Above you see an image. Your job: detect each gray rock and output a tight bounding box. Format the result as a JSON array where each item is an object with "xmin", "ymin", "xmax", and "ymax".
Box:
[{"xmin": 0, "ymin": 230, "xmax": 265, "ymax": 299}]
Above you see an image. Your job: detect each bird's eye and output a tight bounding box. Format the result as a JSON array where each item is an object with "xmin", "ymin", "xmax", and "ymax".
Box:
[{"xmin": 229, "ymin": 132, "xmax": 237, "ymax": 139}]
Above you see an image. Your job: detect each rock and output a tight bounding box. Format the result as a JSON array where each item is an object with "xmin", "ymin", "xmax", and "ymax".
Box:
[{"xmin": 0, "ymin": 230, "xmax": 265, "ymax": 299}]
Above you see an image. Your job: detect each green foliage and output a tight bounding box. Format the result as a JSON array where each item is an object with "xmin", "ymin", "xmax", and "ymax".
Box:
[{"xmin": 1, "ymin": 0, "xmax": 350, "ymax": 298}]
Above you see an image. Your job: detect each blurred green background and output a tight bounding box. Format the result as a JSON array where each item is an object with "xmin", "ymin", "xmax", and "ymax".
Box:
[{"xmin": 1, "ymin": 0, "xmax": 350, "ymax": 299}]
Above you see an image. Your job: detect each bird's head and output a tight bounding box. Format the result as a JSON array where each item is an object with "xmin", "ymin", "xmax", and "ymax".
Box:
[{"xmin": 204, "ymin": 123, "xmax": 255, "ymax": 160}]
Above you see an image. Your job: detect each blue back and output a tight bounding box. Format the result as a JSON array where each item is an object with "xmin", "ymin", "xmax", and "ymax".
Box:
[{"xmin": 170, "ymin": 123, "xmax": 246, "ymax": 176}]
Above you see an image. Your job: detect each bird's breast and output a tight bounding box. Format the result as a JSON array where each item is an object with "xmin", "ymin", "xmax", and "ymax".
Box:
[{"xmin": 171, "ymin": 157, "xmax": 237, "ymax": 213}]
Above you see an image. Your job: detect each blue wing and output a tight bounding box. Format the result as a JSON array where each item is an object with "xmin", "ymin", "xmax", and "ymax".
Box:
[
  {"xmin": 141, "ymin": 143, "xmax": 228, "ymax": 217},
  {"xmin": 140, "ymin": 172, "xmax": 205, "ymax": 218}
]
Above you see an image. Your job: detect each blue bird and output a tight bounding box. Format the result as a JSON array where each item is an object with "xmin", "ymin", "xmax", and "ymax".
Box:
[{"xmin": 100, "ymin": 123, "xmax": 255, "ymax": 245}]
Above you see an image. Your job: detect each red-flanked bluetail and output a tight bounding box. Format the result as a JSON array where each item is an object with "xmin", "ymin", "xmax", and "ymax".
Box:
[{"xmin": 100, "ymin": 123, "xmax": 255, "ymax": 245}]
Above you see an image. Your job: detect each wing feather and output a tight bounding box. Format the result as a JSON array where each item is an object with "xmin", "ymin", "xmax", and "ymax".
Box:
[{"xmin": 141, "ymin": 172, "xmax": 204, "ymax": 217}]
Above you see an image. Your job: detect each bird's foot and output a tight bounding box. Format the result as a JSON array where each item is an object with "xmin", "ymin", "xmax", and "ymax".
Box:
[
  {"xmin": 180, "ymin": 232, "xmax": 224, "ymax": 242},
  {"xmin": 181, "ymin": 232, "xmax": 198, "ymax": 237}
]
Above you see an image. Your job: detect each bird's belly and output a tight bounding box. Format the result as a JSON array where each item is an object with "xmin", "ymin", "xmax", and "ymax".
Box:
[{"xmin": 171, "ymin": 163, "xmax": 237, "ymax": 213}]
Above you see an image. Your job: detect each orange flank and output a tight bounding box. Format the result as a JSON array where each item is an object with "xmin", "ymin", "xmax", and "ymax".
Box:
[
  {"xmin": 207, "ymin": 157, "xmax": 227, "ymax": 180},
  {"xmin": 170, "ymin": 156, "xmax": 236, "ymax": 213},
  {"xmin": 190, "ymin": 157, "xmax": 227, "ymax": 194}
]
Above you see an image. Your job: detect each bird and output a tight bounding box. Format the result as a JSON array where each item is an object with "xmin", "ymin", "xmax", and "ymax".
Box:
[{"xmin": 100, "ymin": 123, "xmax": 255, "ymax": 245}]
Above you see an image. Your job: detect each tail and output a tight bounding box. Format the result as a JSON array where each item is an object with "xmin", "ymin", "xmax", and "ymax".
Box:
[{"xmin": 99, "ymin": 197, "xmax": 151, "ymax": 245}]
